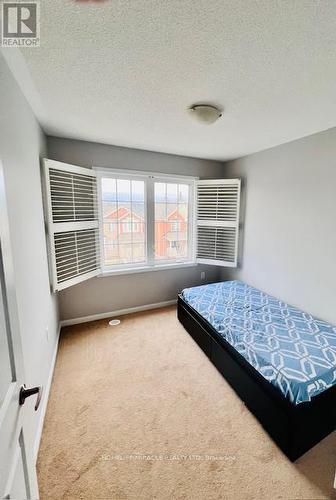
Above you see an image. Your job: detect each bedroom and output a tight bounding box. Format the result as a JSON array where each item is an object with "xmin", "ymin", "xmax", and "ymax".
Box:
[{"xmin": 0, "ymin": 1, "xmax": 336, "ymax": 499}]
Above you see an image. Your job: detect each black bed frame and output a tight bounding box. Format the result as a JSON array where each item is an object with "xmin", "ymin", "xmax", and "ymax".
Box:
[{"xmin": 178, "ymin": 295, "xmax": 336, "ymax": 461}]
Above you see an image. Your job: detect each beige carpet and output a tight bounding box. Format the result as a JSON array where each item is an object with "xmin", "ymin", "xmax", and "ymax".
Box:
[{"xmin": 37, "ymin": 306, "xmax": 336, "ymax": 499}]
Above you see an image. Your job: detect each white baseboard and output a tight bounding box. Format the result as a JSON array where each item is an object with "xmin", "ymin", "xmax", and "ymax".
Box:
[
  {"xmin": 60, "ymin": 299, "xmax": 177, "ymax": 327},
  {"xmin": 33, "ymin": 323, "xmax": 61, "ymax": 463}
]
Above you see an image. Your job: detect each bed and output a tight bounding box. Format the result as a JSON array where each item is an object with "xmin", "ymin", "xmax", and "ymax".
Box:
[{"xmin": 177, "ymin": 280, "xmax": 336, "ymax": 461}]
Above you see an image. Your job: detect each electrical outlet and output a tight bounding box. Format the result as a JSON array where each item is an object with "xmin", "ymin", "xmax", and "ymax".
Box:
[{"xmin": 201, "ymin": 271, "xmax": 206, "ymax": 281}]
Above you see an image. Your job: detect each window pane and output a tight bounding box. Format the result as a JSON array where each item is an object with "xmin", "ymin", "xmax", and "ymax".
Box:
[
  {"xmin": 178, "ymin": 184, "xmax": 189, "ymax": 202},
  {"xmin": 167, "ymin": 203, "xmax": 178, "ymax": 220},
  {"xmin": 132, "ymin": 202, "xmax": 145, "ymax": 219},
  {"xmin": 155, "ymin": 182, "xmax": 166, "ymax": 202},
  {"xmin": 102, "ymin": 178, "xmax": 117, "ymax": 217},
  {"xmin": 102, "ymin": 177, "xmax": 146, "ymax": 266},
  {"xmin": 167, "ymin": 183, "xmax": 178, "ymax": 202},
  {"xmin": 178, "ymin": 203, "xmax": 188, "ymax": 222},
  {"xmin": 154, "ymin": 182, "xmax": 190, "ymax": 262},
  {"xmin": 102, "ymin": 178, "xmax": 117, "ymax": 200},
  {"xmin": 103, "ymin": 222, "xmax": 118, "ymax": 245},
  {"xmin": 104, "ymin": 244, "xmax": 120, "ymax": 266},
  {"xmin": 117, "ymin": 179, "xmax": 131, "ymax": 201},
  {"xmin": 102, "ymin": 177, "xmax": 191, "ymax": 268},
  {"xmin": 132, "ymin": 180, "xmax": 144, "ymax": 202}
]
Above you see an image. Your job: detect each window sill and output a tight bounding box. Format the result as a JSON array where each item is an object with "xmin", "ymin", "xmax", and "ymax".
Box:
[{"xmin": 99, "ymin": 261, "xmax": 197, "ymax": 277}]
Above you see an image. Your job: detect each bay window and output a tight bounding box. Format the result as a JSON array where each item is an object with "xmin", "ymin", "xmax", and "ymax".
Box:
[
  {"xmin": 97, "ymin": 169, "xmax": 196, "ymax": 273},
  {"xmin": 42, "ymin": 159, "xmax": 240, "ymax": 291}
]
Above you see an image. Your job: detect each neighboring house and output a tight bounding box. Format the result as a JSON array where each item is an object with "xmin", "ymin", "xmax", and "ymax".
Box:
[
  {"xmin": 103, "ymin": 207, "xmax": 145, "ymax": 263},
  {"xmin": 103, "ymin": 205, "xmax": 188, "ymax": 263},
  {"xmin": 154, "ymin": 205, "xmax": 188, "ymax": 260},
  {"xmin": 104, "ymin": 207, "xmax": 144, "ymax": 240}
]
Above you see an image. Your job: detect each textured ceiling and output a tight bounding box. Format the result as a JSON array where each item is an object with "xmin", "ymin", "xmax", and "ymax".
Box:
[{"xmin": 7, "ymin": 0, "xmax": 336, "ymax": 160}]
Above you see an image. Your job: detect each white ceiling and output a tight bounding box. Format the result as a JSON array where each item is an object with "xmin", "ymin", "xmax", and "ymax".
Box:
[{"xmin": 7, "ymin": 0, "xmax": 336, "ymax": 160}]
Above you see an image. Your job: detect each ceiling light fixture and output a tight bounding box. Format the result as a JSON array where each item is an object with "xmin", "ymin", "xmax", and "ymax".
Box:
[{"xmin": 188, "ymin": 104, "xmax": 222, "ymax": 125}]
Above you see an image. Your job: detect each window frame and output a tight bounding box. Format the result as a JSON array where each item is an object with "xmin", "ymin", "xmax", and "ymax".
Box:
[{"xmin": 94, "ymin": 167, "xmax": 197, "ymax": 275}]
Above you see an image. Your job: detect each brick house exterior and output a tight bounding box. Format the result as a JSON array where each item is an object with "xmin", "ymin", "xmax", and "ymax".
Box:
[{"xmin": 103, "ymin": 205, "xmax": 188, "ymax": 263}]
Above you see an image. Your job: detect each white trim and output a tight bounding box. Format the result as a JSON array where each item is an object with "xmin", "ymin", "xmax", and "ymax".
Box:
[
  {"xmin": 197, "ymin": 258, "xmax": 237, "ymax": 267},
  {"xmin": 52, "ymin": 220, "xmax": 99, "ymax": 234},
  {"xmin": 235, "ymin": 178, "xmax": 241, "ymax": 267},
  {"xmin": 93, "ymin": 166, "xmax": 199, "ymax": 181},
  {"xmin": 146, "ymin": 176, "xmax": 155, "ymax": 265},
  {"xmin": 60, "ymin": 300, "xmax": 177, "ymax": 327},
  {"xmin": 44, "ymin": 158, "xmax": 96, "ymax": 177},
  {"xmin": 97, "ymin": 174, "xmax": 105, "ymax": 275},
  {"xmin": 100, "ymin": 261, "xmax": 197, "ymax": 277},
  {"xmin": 192, "ymin": 183, "xmax": 197, "ymax": 262},
  {"xmin": 95, "ymin": 170, "xmax": 148, "ymax": 183},
  {"xmin": 197, "ymin": 220, "xmax": 237, "ymax": 228},
  {"xmin": 197, "ymin": 178, "xmax": 240, "ymax": 185},
  {"xmin": 33, "ymin": 323, "xmax": 61, "ymax": 463},
  {"xmin": 56, "ymin": 269, "xmax": 100, "ymax": 291},
  {"xmin": 42, "ymin": 160, "xmax": 58, "ymax": 291}
]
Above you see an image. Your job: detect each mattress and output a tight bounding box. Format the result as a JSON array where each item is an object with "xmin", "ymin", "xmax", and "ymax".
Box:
[{"xmin": 181, "ymin": 280, "xmax": 336, "ymax": 405}]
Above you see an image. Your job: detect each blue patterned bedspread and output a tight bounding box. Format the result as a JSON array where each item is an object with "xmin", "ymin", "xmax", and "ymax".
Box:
[{"xmin": 181, "ymin": 281, "xmax": 336, "ymax": 405}]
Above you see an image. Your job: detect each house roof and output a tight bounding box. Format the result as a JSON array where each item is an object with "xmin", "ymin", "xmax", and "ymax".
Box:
[
  {"xmin": 155, "ymin": 205, "xmax": 188, "ymax": 221},
  {"xmin": 104, "ymin": 204, "xmax": 187, "ymax": 222},
  {"xmin": 105, "ymin": 207, "xmax": 144, "ymax": 222}
]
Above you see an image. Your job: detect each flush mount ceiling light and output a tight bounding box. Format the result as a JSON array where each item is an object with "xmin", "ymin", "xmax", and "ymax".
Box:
[{"xmin": 188, "ymin": 104, "xmax": 222, "ymax": 125}]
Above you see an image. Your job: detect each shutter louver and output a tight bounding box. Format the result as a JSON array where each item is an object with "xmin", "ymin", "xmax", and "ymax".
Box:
[
  {"xmin": 49, "ymin": 168, "xmax": 97, "ymax": 223},
  {"xmin": 43, "ymin": 159, "xmax": 100, "ymax": 291},
  {"xmin": 196, "ymin": 179, "xmax": 241, "ymax": 267}
]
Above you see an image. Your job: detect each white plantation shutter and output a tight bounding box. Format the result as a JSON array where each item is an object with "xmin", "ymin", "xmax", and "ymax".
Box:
[
  {"xmin": 43, "ymin": 159, "xmax": 100, "ymax": 291},
  {"xmin": 196, "ymin": 179, "xmax": 241, "ymax": 267}
]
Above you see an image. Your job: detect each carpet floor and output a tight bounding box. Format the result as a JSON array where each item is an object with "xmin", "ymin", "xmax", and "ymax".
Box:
[{"xmin": 37, "ymin": 306, "xmax": 336, "ymax": 499}]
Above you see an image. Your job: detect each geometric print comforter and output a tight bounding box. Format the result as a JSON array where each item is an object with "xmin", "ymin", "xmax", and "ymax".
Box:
[{"xmin": 181, "ymin": 280, "xmax": 336, "ymax": 405}]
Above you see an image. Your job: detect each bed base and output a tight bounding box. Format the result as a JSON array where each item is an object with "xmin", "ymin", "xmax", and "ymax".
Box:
[{"xmin": 177, "ymin": 295, "xmax": 336, "ymax": 461}]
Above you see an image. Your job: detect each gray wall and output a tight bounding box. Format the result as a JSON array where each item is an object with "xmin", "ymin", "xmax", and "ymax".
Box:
[
  {"xmin": 221, "ymin": 127, "xmax": 336, "ymax": 325},
  {"xmin": 0, "ymin": 55, "xmax": 59, "ymax": 454},
  {"xmin": 47, "ymin": 137, "xmax": 225, "ymax": 321}
]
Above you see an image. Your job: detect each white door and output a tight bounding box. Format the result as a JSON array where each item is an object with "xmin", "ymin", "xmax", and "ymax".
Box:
[{"xmin": 0, "ymin": 161, "xmax": 39, "ymax": 500}]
